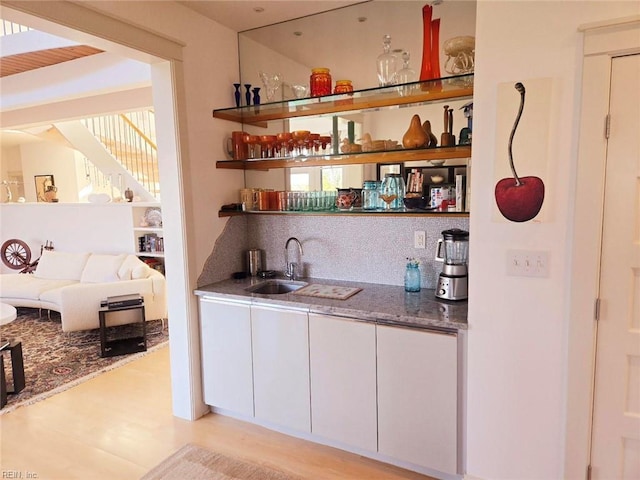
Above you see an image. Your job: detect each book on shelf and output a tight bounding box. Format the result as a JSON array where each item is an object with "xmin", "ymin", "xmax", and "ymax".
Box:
[
  {"xmin": 406, "ymin": 168, "xmax": 424, "ymax": 194},
  {"xmin": 455, "ymin": 174, "xmax": 467, "ymax": 212},
  {"xmin": 138, "ymin": 233, "xmax": 164, "ymax": 253}
]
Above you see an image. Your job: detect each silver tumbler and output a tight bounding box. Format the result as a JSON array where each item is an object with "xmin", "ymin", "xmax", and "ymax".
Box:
[{"xmin": 246, "ymin": 249, "xmax": 264, "ymax": 276}]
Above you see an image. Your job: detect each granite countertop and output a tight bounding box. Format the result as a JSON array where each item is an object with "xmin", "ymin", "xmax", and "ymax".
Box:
[{"xmin": 194, "ymin": 276, "xmax": 467, "ymax": 332}]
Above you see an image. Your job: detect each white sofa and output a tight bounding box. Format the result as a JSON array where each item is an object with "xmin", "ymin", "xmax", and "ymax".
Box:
[{"xmin": 0, "ymin": 250, "xmax": 167, "ymax": 332}]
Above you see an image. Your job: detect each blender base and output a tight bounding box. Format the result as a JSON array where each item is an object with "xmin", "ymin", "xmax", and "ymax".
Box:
[{"xmin": 435, "ymin": 274, "xmax": 468, "ymax": 301}]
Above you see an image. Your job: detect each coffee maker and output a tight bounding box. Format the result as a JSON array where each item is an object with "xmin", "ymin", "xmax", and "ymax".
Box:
[{"xmin": 435, "ymin": 228, "xmax": 469, "ymax": 301}]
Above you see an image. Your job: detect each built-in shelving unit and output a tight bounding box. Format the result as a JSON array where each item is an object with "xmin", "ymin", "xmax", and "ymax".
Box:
[
  {"xmin": 213, "ymin": 74, "xmax": 473, "ymax": 127},
  {"xmin": 216, "ymin": 145, "xmax": 471, "ymax": 170},
  {"xmin": 213, "ymin": 74, "xmax": 473, "ymax": 216},
  {"xmin": 218, "ymin": 210, "xmax": 469, "ymax": 218},
  {"xmin": 131, "ymin": 203, "xmax": 164, "ymax": 273}
]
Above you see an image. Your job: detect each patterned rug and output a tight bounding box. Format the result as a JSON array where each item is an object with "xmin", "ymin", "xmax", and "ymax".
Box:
[
  {"xmin": 0, "ymin": 307, "xmax": 169, "ymax": 414},
  {"xmin": 141, "ymin": 444, "xmax": 304, "ymax": 480}
]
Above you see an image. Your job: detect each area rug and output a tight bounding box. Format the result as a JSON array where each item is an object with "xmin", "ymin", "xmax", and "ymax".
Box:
[
  {"xmin": 0, "ymin": 307, "xmax": 168, "ymax": 414},
  {"xmin": 141, "ymin": 444, "xmax": 303, "ymax": 480}
]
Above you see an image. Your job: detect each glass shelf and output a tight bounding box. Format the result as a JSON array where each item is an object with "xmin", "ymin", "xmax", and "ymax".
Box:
[
  {"xmin": 213, "ymin": 74, "xmax": 473, "ymax": 126},
  {"xmin": 216, "ymin": 145, "xmax": 471, "ymax": 170},
  {"xmin": 219, "ymin": 210, "xmax": 469, "ymax": 218}
]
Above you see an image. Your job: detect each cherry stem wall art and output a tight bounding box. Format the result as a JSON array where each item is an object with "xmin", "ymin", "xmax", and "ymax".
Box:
[{"xmin": 494, "ymin": 81, "xmax": 547, "ymax": 223}]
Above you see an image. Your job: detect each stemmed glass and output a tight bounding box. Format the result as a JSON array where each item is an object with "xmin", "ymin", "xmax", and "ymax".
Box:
[
  {"xmin": 259, "ymin": 72, "xmax": 283, "ymax": 101},
  {"xmin": 259, "ymin": 135, "xmax": 277, "ymax": 158},
  {"xmin": 276, "ymin": 132, "xmax": 292, "ymax": 157},
  {"xmin": 292, "ymin": 130, "xmax": 310, "ymax": 156},
  {"xmin": 244, "ymin": 134, "xmax": 261, "ymax": 159},
  {"xmin": 318, "ymin": 136, "xmax": 332, "ymax": 155},
  {"xmin": 380, "ymin": 174, "xmax": 401, "ymax": 210},
  {"xmin": 308, "ymin": 133, "xmax": 320, "ymax": 155}
]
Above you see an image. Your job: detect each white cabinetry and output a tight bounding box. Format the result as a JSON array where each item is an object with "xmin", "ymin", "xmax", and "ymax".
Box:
[
  {"xmin": 308, "ymin": 313, "xmax": 377, "ymax": 451},
  {"xmin": 251, "ymin": 304, "xmax": 311, "ymax": 432},
  {"xmin": 197, "ymin": 294, "xmax": 463, "ymax": 476},
  {"xmin": 199, "ymin": 297, "xmax": 253, "ymax": 417},
  {"xmin": 377, "ymin": 325, "xmax": 458, "ymax": 475}
]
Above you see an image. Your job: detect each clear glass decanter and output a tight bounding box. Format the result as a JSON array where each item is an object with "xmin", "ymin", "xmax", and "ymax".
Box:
[
  {"xmin": 376, "ymin": 34, "xmax": 398, "ymax": 87},
  {"xmin": 396, "ymin": 51, "xmax": 417, "ymax": 96}
]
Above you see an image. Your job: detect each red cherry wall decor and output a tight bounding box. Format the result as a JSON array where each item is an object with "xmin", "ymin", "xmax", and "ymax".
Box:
[{"xmin": 495, "ymin": 82, "xmax": 545, "ymax": 222}]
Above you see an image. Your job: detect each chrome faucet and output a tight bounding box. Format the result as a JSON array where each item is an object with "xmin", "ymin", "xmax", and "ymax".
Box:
[{"xmin": 284, "ymin": 237, "xmax": 304, "ymax": 280}]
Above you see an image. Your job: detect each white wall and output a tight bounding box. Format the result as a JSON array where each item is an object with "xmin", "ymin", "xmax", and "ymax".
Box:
[
  {"xmin": 467, "ymin": 2, "xmax": 640, "ymax": 479},
  {"xmin": 19, "ymin": 141, "xmax": 83, "ymax": 202},
  {"xmin": 0, "ymin": 203, "xmax": 135, "ymax": 274}
]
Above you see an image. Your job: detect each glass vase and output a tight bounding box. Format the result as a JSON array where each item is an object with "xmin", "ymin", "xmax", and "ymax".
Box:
[{"xmin": 404, "ymin": 263, "xmax": 421, "ymax": 292}]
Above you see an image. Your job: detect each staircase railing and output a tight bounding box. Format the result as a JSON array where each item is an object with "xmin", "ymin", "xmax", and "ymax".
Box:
[
  {"xmin": 1, "ymin": 21, "xmax": 31, "ymax": 36},
  {"xmin": 81, "ymin": 110, "xmax": 160, "ymax": 200}
]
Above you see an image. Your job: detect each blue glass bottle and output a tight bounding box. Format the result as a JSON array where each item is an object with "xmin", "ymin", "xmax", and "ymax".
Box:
[{"xmin": 404, "ymin": 262, "xmax": 421, "ymax": 292}]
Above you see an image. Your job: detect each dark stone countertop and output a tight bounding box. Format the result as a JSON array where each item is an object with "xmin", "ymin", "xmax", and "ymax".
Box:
[{"xmin": 194, "ymin": 276, "xmax": 467, "ymax": 332}]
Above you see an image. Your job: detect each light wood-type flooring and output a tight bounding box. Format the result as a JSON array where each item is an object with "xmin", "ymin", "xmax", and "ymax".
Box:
[{"xmin": 0, "ymin": 346, "xmax": 434, "ymax": 480}]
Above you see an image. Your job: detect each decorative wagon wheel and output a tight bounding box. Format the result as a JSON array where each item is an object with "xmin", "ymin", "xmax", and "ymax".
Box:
[{"xmin": 1, "ymin": 239, "xmax": 31, "ymax": 270}]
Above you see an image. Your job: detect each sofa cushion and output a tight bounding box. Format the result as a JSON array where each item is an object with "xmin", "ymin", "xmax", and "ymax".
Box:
[
  {"xmin": 80, "ymin": 254, "xmax": 126, "ymax": 283},
  {"xmin": 0, "ymin": 274, "xmax": 76, "ymax": 300},
  {"xmin": 34, "ymin": 251, "xmax": 90, "ymax": 281},
  {"xmin": 132, "ymin": 264, "xmax": 151, "ymax": 280},
  {"xmin": 118, "ymin": 255, "xmax": 145, "ymax": 280}
]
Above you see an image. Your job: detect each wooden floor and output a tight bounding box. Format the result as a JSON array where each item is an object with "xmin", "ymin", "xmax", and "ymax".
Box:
[{"xmin": 0, "ymin": 346, "xmax": 433, "ymax": 480}]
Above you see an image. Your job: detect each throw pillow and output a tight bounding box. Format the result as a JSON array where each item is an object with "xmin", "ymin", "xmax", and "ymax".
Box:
[
  {"xmin": 118, "ymin": 255, "xmax": 144, "ymax": 280},
  {"xmin": 132, "ymin": 264, "xmax": 151, "ymax": 280},
  {"xmin": 80, "ymin": 254, "xmax": 126, "ymax": 283},
  {"xmin": 34, "ymin": 251, "xmax": 90, "ymax": 281}
]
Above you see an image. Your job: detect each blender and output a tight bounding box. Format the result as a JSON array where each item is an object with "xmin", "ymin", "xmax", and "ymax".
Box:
[{"xmin": 435, "ymin": 228, "xmax": 469, "ymax": 300}]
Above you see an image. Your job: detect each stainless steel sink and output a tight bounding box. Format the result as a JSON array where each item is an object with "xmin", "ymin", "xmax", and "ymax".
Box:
[{"xmin": 245, "ymin": 279, "xmax": 307, "ymax": 295}]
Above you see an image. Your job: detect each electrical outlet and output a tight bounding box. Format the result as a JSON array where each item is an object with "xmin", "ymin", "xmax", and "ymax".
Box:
[
  {"xmin": 506, "ymin": 249, "xmax": 549, "ymax": 277},
  {"xmin": 414, "ymin": 231, "xmax": 426, "ymax": 249}
]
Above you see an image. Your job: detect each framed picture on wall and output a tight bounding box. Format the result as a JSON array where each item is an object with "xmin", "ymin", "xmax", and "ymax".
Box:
[
  {"xmin": 377, "ymin": 163, "xmax": 404, "ymax": 181},
  {"xmin": 35, "ymin": 174, "xmax": 55, "ymax": 202}
]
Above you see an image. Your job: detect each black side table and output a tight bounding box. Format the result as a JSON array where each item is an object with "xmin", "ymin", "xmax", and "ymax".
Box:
[
  {"xmin": 99, "ymin": 302, "xmax": 147, "ymax": 358},
  {"xmin": 1, "ymin": 341, "xmax": 26, "ymax": 409}
]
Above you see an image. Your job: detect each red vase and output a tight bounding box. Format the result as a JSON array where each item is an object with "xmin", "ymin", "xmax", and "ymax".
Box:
[
  {"xmin": 419, "ymin": 4, "xmax": 433, "ymax": 81},
  {"xmin": 430, "ymin": 18, "xmax": 441, "ymax": 79}
]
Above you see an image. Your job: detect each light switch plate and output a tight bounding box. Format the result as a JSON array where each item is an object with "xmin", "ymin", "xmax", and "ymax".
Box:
[{"xmin": 506, "ymin": 249, "xmax": 549, "ymax": 277}]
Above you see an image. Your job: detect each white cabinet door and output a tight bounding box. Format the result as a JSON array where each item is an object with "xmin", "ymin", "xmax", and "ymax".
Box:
[
  {"xmin": 377, "ymin": 325, "xmax": 458, "ymax": 475},
  {"xmin": 309, "ymin": 314, "xmax": 377, "ymax": 451},
  {"xmin": 199, "ymin": 296, "xmax": 253, "ymax": 417},
  {"xmin": 251, "ymin": 304, "xmax": 310, "ymax": 432}
]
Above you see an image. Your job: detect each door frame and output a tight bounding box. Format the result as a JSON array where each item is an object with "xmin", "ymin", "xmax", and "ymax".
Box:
[
  {"xmin": 0, "ymin": 1, "xmax": 205, "ymax": 420},
  {"xmin": 566, "ymin": 16, "xmax": 640, "ymax": 478}
]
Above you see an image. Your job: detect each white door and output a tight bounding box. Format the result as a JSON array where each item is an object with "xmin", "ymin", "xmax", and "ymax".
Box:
[
  {"xmin": 308, "ymin": 314, "xmax": 377, "ymax": 451},
  {"xmin": 251, "ymin": 304, "xmax": 311, "ymax": 432},
  {"xmin": 591, "ymin": 54, "xmax": 640, "ymax": 480}
]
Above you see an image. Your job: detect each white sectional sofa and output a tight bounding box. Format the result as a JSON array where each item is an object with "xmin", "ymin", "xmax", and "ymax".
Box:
[{"xmin": 0, "ymin": 250, "xmax": 167, "ymax": 332}]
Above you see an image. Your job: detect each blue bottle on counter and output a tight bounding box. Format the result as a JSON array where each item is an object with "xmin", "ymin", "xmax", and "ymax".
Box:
[{"xmin": 404, "ymin": 260, "xmax": 421, "ymax": 292}]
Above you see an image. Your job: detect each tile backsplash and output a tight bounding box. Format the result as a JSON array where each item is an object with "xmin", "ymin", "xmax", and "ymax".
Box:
[{"xmin": 198, "ymin": 214, "xmax": 469, "ymax": 289}]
